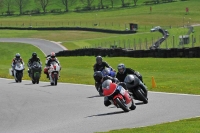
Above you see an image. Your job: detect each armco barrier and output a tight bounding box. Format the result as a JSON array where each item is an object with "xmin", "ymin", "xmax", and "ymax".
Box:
[{"xmin": 56, "ymin": 47, "xmax": 200, "ymax": 58}]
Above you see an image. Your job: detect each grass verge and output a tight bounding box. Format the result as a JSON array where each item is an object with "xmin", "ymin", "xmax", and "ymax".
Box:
[{"xmin": 96, "ymin": 117, "xmax": 200, "ymax": 133}]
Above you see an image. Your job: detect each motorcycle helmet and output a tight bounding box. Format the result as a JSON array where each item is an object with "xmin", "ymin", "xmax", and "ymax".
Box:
[
  {"xmin": 32, "ymin": 52, "xmax": 37, "ymax": 59},
  {"xmin": 102, "ymin": 79, "xmax": 112, "ymax": 90},
  {"xmin": 15, "ymin": 53, "xmax": 20, "ymax": 59},
  {"xmin": 96, "ymin": 56, "xmax": 102, "ymax": 65},
  {"xmin": 102, "ymin": 68, "xmax": 110, "ymax": 77},
  {"xmin": 93, "ymin": 71, "xmax": 103, "ymax": 83},
  {"xmin": 102, "ymin": 80, "xmax": 117, "ymax": 96},
  {"xmin": 50, "ymin": 52, "xmax": 56, "ymax": 60},
  {"xmin": 124, "ymin": 75, "xmax": 135, "ymax": 84},
  {"xmin": 102, "ymin": 68, "xmax": 116, "ymax": 78},
  {"xmin": 117, "ymin": 63, "xmax": 126, "ymax": 74}
]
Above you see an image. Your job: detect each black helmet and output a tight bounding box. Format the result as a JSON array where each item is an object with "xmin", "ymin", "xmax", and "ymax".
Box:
[
  {"xmin": 93, "ymin": 71, "xmax": 103, "ymax": 83},
  {"xmin": 102, "ymin": 79, "xmax": 112, "ymax": 89},
  {"xmin": 96, "ymin": 56, "xmax": 102, "ymax": 65},
  {"xmin": 117, "ymin": 63, "xmax": 126, "ymax": 74},
  {"xmin": 32, "ymin": 52, "xmax": 37, "ymax": 58},
  {"xmin": 15, "ymin": 53, "xmax": 20, "ymax": 59},
  {"xmin": 124, "ymin": 75, "xmax": 135, "ymax": 84}
]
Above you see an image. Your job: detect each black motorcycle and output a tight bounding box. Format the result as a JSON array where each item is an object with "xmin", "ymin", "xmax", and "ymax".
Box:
[
  {"xmin": 29, "ymin": 61, "xmax": 42, "ymax": 84},
  {"xmin": 124, "ymin": 74, "xmax": 148, "ymax": 104}
]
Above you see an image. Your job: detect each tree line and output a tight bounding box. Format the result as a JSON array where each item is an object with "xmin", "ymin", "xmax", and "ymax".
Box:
[{"xmin": 0, "ymin": 0, "xmax": 139, "ymax": 15}]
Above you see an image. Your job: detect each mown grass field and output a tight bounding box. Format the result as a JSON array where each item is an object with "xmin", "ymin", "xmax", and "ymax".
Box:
[{"xmin": 1, "ymin": 0, "xmax": 200, "ymax": 50}]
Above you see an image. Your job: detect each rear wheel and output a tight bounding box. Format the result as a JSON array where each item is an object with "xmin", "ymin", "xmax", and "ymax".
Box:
[
  {"xmin": 32, "ymin": 80, "xmax": 36, "ymax": 84},
  {"xmin": 115, "ymin": 98, "xmax": 129, "ymax": 112},
  {"xmin": 129, "ymin": 99, "xmax": 136, "ymax": 110},
  {"xmin": 36, "ymin": 79, "xmax": 39, "ymax": 84}
]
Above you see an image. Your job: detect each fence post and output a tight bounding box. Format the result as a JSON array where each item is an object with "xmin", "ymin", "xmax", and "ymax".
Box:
[
  {"xmin": 139, "ymin": 38, "xmax": 142, "ymax": 50},
  {"xmin": 173, "ymin": 36, "xmax": 175, "ymax": 48},
  {"xmin": 192, "ymin": 34, "xmax": 194, "ymax": 47},
  {"xmin": 134, "ymin": 38, "xmax": 136, "ymax": 50},
  {"xmin": 145, "ymin": 38, "xmax": 148, "ymax": 50}
]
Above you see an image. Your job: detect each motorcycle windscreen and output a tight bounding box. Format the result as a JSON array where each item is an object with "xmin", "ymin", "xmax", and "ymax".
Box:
[{"xmin": 103, "ymin": 83, "xmax": 117, "ymax": 96}]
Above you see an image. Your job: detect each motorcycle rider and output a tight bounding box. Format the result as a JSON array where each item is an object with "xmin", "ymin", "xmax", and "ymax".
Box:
[
  {"xmin": 44, "ymin": 52, "xmax": 61, "ymax": 78},
  {"xmin": 102, "ymin": 79, "xmax": 135, "ymax": 109},
  {"xmin": 11, "ymin": 53, "xmax": 24, "ymax": 76},
  {"xmin": 93, "ymin": 71, "xmax": 118, "ymax": 86},
  {"xmin": 27, "ymin": 52, "xmax": 41, "ymax": 77},
  {"xmin": 116, "ymin": 63, "xmax": 143, "ymax": 82},
  {"xmin": 93, "ymin": 56, "xmax": 114, "ymax": 72}
]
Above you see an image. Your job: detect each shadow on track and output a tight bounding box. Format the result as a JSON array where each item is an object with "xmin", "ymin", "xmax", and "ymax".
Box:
[
  {"xmin": 40, "ymin": 85, "xmax": 54, "ymax": 87},
  {"xmin": 87, "ymin": 95, "xmax": 103, "ymax": 98},
  {"xmin": 136, "ymin": 102, "xmax": 145, "ymax": 105},
  {"xmin": 24, "ymin": 83, "xmax": 35, "ymax": 85},
  {"xmin": 86, "ymin": 110, "xmax": 125, "ymax": 118}
]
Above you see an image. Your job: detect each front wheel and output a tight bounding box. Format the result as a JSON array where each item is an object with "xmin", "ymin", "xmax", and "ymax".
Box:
[
  {"xmin": 135, "ymin": 88, "xmax": 148, "ymax": 104},
  {"xmin": 54, "ymin": 74, "xmax": 58, "ymax": 85},
  {"xmin": 32, "ymin": 80, "xmax": 36, "ymax": 84},
  {"xmin": 115, "ymin": 98, "xmax": 129, "ymax": 112}
]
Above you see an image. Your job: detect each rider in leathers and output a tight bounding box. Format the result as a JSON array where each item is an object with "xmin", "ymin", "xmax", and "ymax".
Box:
[
  {"xmin": 27, "ymin": 52, "xmax": 41, "ymax": 77},
  {"xmin": 44, "ymin": 52, "xmax": 61, "ymax": 78},
  {"xmin": 93, "ymin": 56, "xmax": 114, "ymax": 72},
  {"xmin": 116, "ymin": 63, "xmax": 143, "ymax": 82},
  {"xmin": 11, "ymin": 53, "xmax": 24, "ymax": 76}
]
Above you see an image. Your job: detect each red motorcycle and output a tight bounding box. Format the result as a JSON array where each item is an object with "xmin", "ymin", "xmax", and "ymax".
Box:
[{"xmin": 102, "ymin": 80, "xmax": 136, "ymax": 112}]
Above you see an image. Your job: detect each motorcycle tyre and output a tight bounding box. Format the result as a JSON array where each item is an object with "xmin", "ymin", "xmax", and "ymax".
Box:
[
  {"xmin": 129, "ymin": 99, "xmax": 136, "ymax": 110},
  {"xmin": 135, "ymin": 88, "xmax": 148, "ymax": 104},
  {"xmin": 54, "ymin": 74, "xmax": 58, "ymax": 86},
  {"xmin": 32, "ymin": 80, "xmax": 36, "ymax": 84},
  {"xmin": 115, "ymin": 98, "xmax": 129, "ymax": 112}
]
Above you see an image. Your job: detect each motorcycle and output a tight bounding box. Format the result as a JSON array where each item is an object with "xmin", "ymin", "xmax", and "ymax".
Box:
[
  {"xmin": 94, "ymin": 68, "xmax": 116, "ymax": 96},
  {"xmin": 29, "ymin": 61, "xmax": 42, "ymax": 84},
  {"xmin": 10, "ymin": 61, "xmax": 25, "ymax": 83},
  {"xmin": 48, "ymin": 61, "xmax": 60, "ymax": 86},
  {"xmin": 124, "ymin": 74, "xmax": 148, "ymax": 104},
  {"xmin": 102, "ymin": 80, "xmax": 136, "ymax": 112}
]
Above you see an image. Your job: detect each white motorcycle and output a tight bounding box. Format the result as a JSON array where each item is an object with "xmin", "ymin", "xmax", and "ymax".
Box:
[
  {"xmin": 48, "ymin": 61, "xmax": 60, "ymax": 86},
  {"xmin": 9, "ymin": 61, "xmax": 25, "ymax": 82}
]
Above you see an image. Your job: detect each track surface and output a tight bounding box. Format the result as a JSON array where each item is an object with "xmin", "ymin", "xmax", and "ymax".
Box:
[
  {"xmin": 0, "ymin": 78, "xmax": 200, "ymax": 133},
  {"xmin": 0, "ymin": 38, "xmax": 67, "ymax": 56}
]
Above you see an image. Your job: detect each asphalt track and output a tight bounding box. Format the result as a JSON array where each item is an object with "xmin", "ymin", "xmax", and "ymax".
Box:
[
  {"xmin": 0, "ymin": 78, "xmax": 200, "ymax": 133},
  {"xmin": 0, "ymin": 38, "xmax": 67, "ymax": 56}
]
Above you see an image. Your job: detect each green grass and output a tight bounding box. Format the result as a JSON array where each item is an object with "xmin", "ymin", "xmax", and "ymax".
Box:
[
  {"xmin": 97, "ymin": 117, "xmax": 200, "ymax": 133},
  {"xmin": 0, "ymin": 0, "xmax": 200, "ymax": 31},
  {"xmin": 1, "ymin": 42, "xmax": 200, "ymax": 95}
]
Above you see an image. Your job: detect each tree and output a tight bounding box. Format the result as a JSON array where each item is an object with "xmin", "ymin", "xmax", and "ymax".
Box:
[
  {"xmin": 121, "ymin": 0, "xmax": 125, "ymax": 7},
  {"xmin": 1, "ymin": 0, "xmax": 13, "ymax": 15},
  {"xmin": 35, "ymin": 0, "xmax": 51, "ymax": 13},
  {"xmin": 80, "ymin": 0, "xmax": 94, "ymax": 10},
  {"xmin": 15, "ymin": 0, "xmax": 30, "ymax": 15},
  {"xmin": 99, "ymin": 0, "xmax": 103, "ymax": 9},
  {"xmin": 61, "ymin": 0, "xmax": 76, "ymax": 12},
  {"xmin": 133, "ymin": 0, "xmax": 138, "ymax": 6},
  {"xmin": 110, "ymin": 0, "xmax": 114, "ymax": 8}
]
